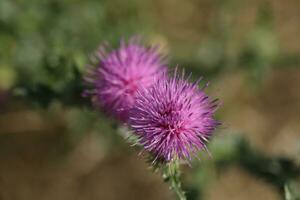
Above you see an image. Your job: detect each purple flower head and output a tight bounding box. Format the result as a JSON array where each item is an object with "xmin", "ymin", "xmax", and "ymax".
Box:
[
  {"xmin": 84, "ymin": 37, "xmax": 166, "ymax": 122},
  {"xmin": 129, "ymin": 69, "xmax": 221, "ymax": 162}
]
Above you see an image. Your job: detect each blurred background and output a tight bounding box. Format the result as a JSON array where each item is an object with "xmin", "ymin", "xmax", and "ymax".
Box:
[{"xmin": 0, "ymin": 0, "xmax": 300, "ymax": 199}]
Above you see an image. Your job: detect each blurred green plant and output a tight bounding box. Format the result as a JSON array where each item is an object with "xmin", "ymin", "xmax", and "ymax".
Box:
[
  {"xmin": 285, "ymin": 181, "xmax": 300, "ymax": 200},
  {"xmin": 1, "ymin": 0, "xmax": 299, "ymax": 105},
  {"xmin": 0, "ymin": 0, "xmax": 152, "ymax": 106},
  {"xmin": 1, "ymin": 0, "xmax": 300, "ymax": 200},
  {"xmin": 182, "ymin": 134, "xmax": 300, "ymax": 200}
]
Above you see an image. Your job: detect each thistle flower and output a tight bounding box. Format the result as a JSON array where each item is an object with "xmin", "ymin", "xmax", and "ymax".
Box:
[
  {"xmin": 129, "ymin": 70, "xmax": 220, "ymax": 161},
  {"xmin": 84, "ymin": 37, "xmax": 166, "ymax": 121}
]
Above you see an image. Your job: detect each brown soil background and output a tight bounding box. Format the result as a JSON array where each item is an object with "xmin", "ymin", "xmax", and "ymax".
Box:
[{"xmin": 0, "ymin": 0, "xmax": 300, "ymax": 199}]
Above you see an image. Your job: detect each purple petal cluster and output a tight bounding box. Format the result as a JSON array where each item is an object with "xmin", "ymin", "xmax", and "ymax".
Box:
[
  {"xmin": 84, "ymin": 37, "xmax": 166, "ymax": 121},
  {"xmin": 84, "ymin": 36, "xmax": 221, "ymax": 162},
  {"xmin": 129, "ymin": 71, "xmax": 220, "ymax": 161}
]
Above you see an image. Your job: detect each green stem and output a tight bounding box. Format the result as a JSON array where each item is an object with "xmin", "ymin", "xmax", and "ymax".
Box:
[{"xmin": 163, "ymin": 161, "xmax": 186, "ymax": 200}]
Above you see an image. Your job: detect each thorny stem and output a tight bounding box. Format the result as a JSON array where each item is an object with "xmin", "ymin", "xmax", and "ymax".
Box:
[{"xmin": 162, "ymin": 160, "xmax": 186, "ymax": 200}]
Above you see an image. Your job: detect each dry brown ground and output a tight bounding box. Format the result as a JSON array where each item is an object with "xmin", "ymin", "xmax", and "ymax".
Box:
[{"xmin": 1, "ymin": 0, "xmax": 300, "ymax": 199}]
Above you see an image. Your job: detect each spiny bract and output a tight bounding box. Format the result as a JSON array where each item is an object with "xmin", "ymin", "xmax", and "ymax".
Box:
[
  {"xmin": 129, "ymin": 70, "xmax": 220, "ymax": 161},
  {"xmin": 84, "ymin": 37, "xmax": 166, "ymax": 122}
]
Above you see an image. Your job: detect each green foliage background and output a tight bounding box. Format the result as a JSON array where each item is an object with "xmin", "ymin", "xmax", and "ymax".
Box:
[{"xmin": 0, "ymin": 0, "xmax": 300, "ymax": 199}]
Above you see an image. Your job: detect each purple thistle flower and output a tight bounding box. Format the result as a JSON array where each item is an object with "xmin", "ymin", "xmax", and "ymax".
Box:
[
  {"xmin": 84, "ymin": 37, "xmax": 166, "ymax": 122},
  {"xmin": 129, "ymin": 70, "xmax": 221, "ymax": 161}
]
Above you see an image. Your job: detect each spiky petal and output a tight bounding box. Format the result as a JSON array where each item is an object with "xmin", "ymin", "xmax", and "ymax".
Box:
[
  {"xmin": 129, "ymin": 70, "xmax": 220, "ymax": 161},
  {"xmin": 84, "ymin": 37, "xmax": 166, "ymax": 121}
]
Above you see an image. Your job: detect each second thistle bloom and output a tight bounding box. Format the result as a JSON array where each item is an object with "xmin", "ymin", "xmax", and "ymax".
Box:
[
  {"xmin": 84, "ymin": 37, "xmax": 166, "ymax": 121},
  {"xmin": 129, "ymin": 71, "xmax": 220, "ymax": 161}
]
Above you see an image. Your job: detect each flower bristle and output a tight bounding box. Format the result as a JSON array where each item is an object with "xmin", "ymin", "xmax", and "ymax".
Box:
[
  {"xmin": 129, "ymin": 68, "xmax": 221, "ymax": 161},
  {"xmin": 83, "ymin": 37, "xmax": 166, "ymax": 122}
]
